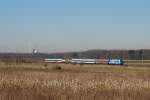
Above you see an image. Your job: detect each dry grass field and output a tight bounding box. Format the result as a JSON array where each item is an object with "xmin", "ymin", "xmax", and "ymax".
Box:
[{"xmin": 0, "ymin": 62, "xmax": 150, "ymax": 100}]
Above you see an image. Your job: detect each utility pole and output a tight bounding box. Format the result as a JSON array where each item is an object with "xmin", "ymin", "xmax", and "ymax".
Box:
[
  {"xmin": 140, "ymin": 50, "xmax": 144, "ymax": 64},
  {"xmin": 142, "ymin": 50, "xmax": 144, "ymax": 64}
]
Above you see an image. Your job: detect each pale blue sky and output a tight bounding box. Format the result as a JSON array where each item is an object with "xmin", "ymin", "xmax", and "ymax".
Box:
[{"xmin": 0, "ymin": 0, "xmax": 150, "ymax": 53}]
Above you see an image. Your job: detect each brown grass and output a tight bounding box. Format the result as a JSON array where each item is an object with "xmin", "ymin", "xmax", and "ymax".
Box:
[{"xmin": 0, "ymin": 62, "xmax": 150, "ymax": 100}]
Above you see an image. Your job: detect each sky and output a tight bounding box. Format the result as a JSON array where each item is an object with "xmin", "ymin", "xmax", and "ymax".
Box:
[{"xmin": 0, "ymin": 0, "xmax": 150, "ymax": 53}]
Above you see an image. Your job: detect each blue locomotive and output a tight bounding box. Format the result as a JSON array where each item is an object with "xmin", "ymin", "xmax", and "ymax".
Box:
[{"xmin": 108, "ymin": 59, "xmax": 124, "ymax": 65}]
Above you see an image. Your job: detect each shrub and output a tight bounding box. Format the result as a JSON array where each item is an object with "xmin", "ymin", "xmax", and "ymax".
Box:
[{"xmin": 52, "ymin": 65, "xmax": 62, "ymax": 70}]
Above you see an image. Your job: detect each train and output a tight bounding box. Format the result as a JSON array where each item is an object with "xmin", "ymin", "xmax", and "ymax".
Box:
[
  {"xmin": 45, "ymin": 59, "xmax": 66, "ymax": 63},
  {"xmin": 108, "ymin": 59, "xmax": 124, "ymax": 65},
  {"xmin": 44, "ymin": 58, "xmax": 124, "ymax": 65}
]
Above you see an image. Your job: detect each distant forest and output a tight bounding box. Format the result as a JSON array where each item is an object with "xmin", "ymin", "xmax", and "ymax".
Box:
[{"xmin": 0, "ymin": 49, "xmax": 150, "ymax": 63}]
